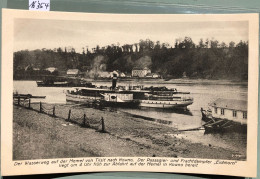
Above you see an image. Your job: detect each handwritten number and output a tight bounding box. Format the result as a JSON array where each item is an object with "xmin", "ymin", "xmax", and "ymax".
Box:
[
  {"xmin": 29, "ymin": 1, "xmax": 36, "ymax": 8},
  {"xmin": 37, "ymin": 1, "xmax": 43, "ymax": 9},
  {"xmin": 45, "ymin": 3, "xmax": 49, "ymax": 9},
  {"xmin": 29, "ymin": 1, "xmax": 49, "ymax": 10}
]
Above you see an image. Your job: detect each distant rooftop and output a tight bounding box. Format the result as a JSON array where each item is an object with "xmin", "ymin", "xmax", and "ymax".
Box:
[
  {"xmin": 209, "ymin": 98, "xmax": 247, "ymax": 111},
  {"xmin": 45, "ymin": 67, "xmax": 57, "ymax": 73},
  {"xmin": 132, "ymin": 67, "xmax": 150, "ymax": 70}
]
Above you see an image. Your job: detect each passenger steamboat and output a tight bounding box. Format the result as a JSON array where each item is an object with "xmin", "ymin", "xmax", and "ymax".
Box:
[{"xmin": 65, "ymin": 74, "xmax": 193, "ymax": 109}]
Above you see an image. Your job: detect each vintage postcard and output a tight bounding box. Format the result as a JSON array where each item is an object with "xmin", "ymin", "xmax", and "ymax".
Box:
[{"xmin": 1, "ymin": 9, "xmax": 258, "ymax": 177}]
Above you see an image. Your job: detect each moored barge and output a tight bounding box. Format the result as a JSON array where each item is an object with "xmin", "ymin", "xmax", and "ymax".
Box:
[{"xmin": 201, "ymin": 98, "xmax": 247, "ymax": 133}]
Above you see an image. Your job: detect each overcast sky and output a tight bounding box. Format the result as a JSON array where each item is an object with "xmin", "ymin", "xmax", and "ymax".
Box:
[{"xmin": 14, "ymin": 18, "xmax": 248, "ymax": 53}]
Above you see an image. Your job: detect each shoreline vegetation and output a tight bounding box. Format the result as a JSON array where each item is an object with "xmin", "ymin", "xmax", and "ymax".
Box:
[
  {"xmin": 13, "ymin": 103, "xmax": 246, "ymax": 161},
  {"xmin": 14, "ymin": 38, "xmax": 248, "ymax": 81}
]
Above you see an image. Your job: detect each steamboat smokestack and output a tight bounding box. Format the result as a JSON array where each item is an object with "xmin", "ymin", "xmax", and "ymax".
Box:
[{"xmin": 112, "ymin": 73, "xmax": 117, "ymax": 90}]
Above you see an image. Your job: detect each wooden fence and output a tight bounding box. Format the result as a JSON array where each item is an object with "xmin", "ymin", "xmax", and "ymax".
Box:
[{"xmin": 13, "ymin": 98, "xmax": 106, "ymax": 133}]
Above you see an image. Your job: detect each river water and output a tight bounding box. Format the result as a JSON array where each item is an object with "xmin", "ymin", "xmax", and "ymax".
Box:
[{"xmin": 14, "ymin": 79, "xmax": 248, "ymax": 156}]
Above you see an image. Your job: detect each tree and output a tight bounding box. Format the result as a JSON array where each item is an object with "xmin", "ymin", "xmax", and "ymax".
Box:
[
  {"xmin": 210, "ymin": 39, "xmax": 219, "ymax": 48},
  {"xmin": 57, "ymin": 47, "xmax": 63, "ymax": 53},
  {"xmin": 13, "ymin": 37, "xmax": 248, "ymax": 81},
  {"xmin": 178, "ymin": 37, "xmax": 195, "ymax": 49},
  {"xmin": 174, "ymin": 39, "xmax": 179, "ymax": 48},
  {"xmin": 198, "ymin": 39, "xmax": 205, "ymax": 48},
  {"xmin": 220, "ymin": 42, "xmax": 227, "ymax": 48},
  {"xmin": 229, "ymin": 41, "xmax": 235, "ymax": 48},
  {"xmin": 205, "ymin": 38, "xmax": 209, "ymax": 48}
]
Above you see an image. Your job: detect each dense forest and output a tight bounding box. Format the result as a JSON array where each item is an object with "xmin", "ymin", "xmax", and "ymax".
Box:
[{"xmin": 14, "ymin": 37, "xmax": 248, "ymax": 80}]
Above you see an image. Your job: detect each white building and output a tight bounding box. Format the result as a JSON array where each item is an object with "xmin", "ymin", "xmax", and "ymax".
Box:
[
  {"xmin": 99, "ymin": 71, "xmax": 111, "ymax": 78},
  {"xmin": 132, "ymin": 67, "xmax": 151, "ymax": 77},
  {"xmin": 45, "ymin": 67, "xmax": 57, "ymax": 73},
  {"xmin": 110, "ymin": 71, "xmax": 119, "ymax": 77},
  {"xmin": 146, "ymin": 73, "xmax": 160, "ymax": 78},
  {"xmin": 120, "ymin": 72, "xmax": 126, "ymax": 77},
  {"xmin": 152, "ymin": 73, "xmax": 160, "ymax": 78},
  {"xmin": 209, "ymin": 98, "xmax": 247, "ymax": 124},
  {"xmin": 67, "ymin": 69, "xmax": 80, "ymax": 76}
]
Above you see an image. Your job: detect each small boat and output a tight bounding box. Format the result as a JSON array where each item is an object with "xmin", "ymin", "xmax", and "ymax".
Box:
[
  {"xmin": 201, "ymin": 98, "xmax": 247, "ymax": 133},
  {"xmin": 13, "ymin": 93, "xmax": 46, "ymax": 99},
  {"xmin": 139, "ymin": 98, "xmax": 193, "ymax": 109},
  {"xmin": 36, "ymin": 76, "xmax": 95, "ymax": 87},
  {"xmin": 36, "ymin": 80, "xmax": 70, "ymax": 87},
  {"xmin": 65, "ymin": 88, "xmax": 103, "ymax": 103}
]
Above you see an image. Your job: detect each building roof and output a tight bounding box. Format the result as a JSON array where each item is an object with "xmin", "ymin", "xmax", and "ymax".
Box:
[
  {"xmin": 45, "ymin": 67, "xmax": 57, "ymax": 73},
  {"xmin": 132, "ymin": 67, "xmax": 150, "ymax": 70},
  {"xmin": 209, "ymin": 98, "xmax": 247, "ymax": 112}
]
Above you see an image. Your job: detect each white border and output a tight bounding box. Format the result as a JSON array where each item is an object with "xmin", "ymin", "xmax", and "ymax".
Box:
[{"xmin": 1, "ymin": 9, "xmax": 258, "ymax": 177}]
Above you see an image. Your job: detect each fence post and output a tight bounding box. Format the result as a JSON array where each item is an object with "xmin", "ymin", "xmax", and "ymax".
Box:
[
  {"xmin": 83, "ymin": 114, "xmax": 86, "ymax": 126},
  {"xmin": 18, "ymin": 96, "xmax": 20, "ymax": 106},
  {"xmin": 40, "ymin": 102, "xmax": 42, "ymax": 113},
  {"xmin": 28, "ymin": 98, "xmax": 31, "ymax": 109},
  {"xmin": 101, "ymin": 117, "xmax": 105, "ymax": 132},
  {"xmin": 53, "ymin": 106, "xmax": 56, "ymax": 117},
  {"xmin": 68, "ymin": 109, "xmax": 71, "ymax": 121}
]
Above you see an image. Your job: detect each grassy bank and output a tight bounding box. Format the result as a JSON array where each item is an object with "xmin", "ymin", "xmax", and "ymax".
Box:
[{"xmin": 13, "ymin": 103, "xmax": 245, "ymax": 160}]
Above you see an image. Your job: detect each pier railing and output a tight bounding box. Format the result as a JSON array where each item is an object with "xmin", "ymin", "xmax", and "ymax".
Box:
[
  {"xmin": 13, "ymin": 97, "xmax": 31, "ymax": 109},
  {"xmin": 13, "ymin": 99, "xmax": 106, "ymax": 133}
]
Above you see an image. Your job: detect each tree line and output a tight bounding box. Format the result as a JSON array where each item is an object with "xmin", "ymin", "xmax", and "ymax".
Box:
[{"xmin": 14, "ymin": 37, "xmax": 248, "ymax": 80}]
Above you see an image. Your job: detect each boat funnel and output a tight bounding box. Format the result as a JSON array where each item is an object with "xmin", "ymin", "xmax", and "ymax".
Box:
[{"xmin": 112, "ymin": 73, "xmax": 117, "ymax": 89}]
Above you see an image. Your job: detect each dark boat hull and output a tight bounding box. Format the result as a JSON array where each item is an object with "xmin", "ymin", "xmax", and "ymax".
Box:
[
  {"xmin": 13, "ymin": 94, "xmax": 46, "ymax": 99},
  {"xmin": 204, "ymin": 122, "xmax": 247, "ymax": 134},
  {"xmin": 36, "ymin": 81, "xmax": 95, "ymax": 88},
  {"xmin": 101, "ymin": 100, "xmax": 140, "ymax": 108}
]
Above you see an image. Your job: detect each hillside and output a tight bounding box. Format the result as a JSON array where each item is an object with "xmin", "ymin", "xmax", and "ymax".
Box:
[{"xmin": 13, "ymin": 38, "xmax": 248, "ymax": 80}]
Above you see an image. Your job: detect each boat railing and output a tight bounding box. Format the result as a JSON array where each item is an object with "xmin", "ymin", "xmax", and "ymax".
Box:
[{"xmin": 182, "ymin": 96, "xmax": 193, "ymax": 101}]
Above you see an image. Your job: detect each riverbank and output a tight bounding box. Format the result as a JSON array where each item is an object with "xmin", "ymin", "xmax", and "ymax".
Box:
[{"xmin": 13, "ymin": 104, "xmax": 246, "ymax": 160}]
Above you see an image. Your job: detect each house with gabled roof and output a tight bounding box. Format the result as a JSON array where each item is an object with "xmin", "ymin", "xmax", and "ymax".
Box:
[{"xmin": 132, "ymin": 67, "xmax": 151, "ymax": 77}]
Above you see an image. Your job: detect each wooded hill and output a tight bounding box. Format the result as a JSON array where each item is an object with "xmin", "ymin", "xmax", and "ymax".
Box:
[{"xmin": 14, "ymin": 37, "xmax": 248, "ymax": 80}]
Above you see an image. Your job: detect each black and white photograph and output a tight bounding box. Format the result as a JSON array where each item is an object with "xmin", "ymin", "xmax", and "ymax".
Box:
[{"xmin": 1, "ymin": 9, "xmax": 258, "ymax": 177}]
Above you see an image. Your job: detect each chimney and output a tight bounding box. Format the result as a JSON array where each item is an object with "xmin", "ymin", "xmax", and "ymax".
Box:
[{"xmin": 112, "ymin": 73, "xmax": 117, "ymax": 89}]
